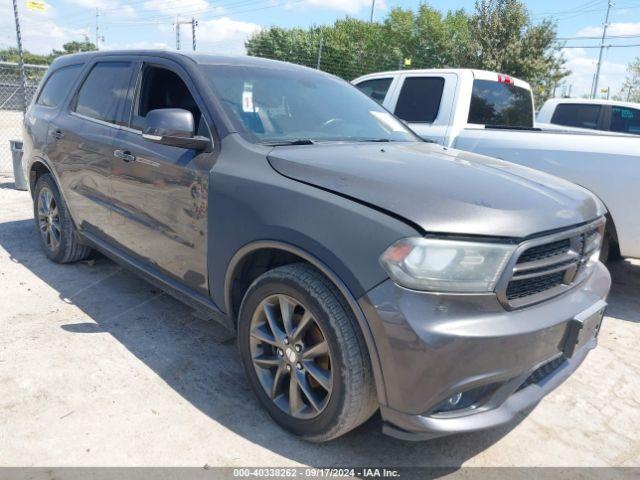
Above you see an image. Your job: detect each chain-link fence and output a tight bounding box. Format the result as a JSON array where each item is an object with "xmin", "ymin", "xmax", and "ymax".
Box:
[{"xmin": 0, "ymin": 62, "xmax": 48, "ymax": 173}]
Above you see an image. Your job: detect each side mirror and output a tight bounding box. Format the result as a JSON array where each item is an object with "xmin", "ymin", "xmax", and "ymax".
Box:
[{"xmin": 142, "ymin": 108, "xmax": 209, "ymax": 151}]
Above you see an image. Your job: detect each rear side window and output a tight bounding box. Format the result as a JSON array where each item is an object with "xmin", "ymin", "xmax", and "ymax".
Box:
[
  {"xmin": 73, "ymin": 62, "xmax": 135, "ymax": 125},
  {"xmin": 36, "ymin": 64, "xmax": 82, "ymax": 108},
  {"xmin": 356, "ymin": 78, "xmax": 392, "ymax": 104},
  {"xmin": 394, "ymin": 77, "xmax": 445, "ymax": 122},
  {"xmin": 551, "ymin": 104, "xmax": 601, "ymax": 130},
  {"xmin": 610, "ymin": 106, "xmax": 640, "ymax": 134},
  {"xmin": 468, "ymin": 79, "xmax": 533, "ymax": 128}
]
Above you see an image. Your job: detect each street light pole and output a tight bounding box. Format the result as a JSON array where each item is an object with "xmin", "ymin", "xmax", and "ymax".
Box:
[
  {"xmin": 370, "ymin": 0, "xmax": 375, "ymax": 22},
  {"xmin": 591, "ymin": 1, "xmax": 614, "ymax": 99}
]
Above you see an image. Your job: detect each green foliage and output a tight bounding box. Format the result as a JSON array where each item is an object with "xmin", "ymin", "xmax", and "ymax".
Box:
[
  {"xmin": 246, "ymin": 0, "xmax": 567, "ymax": 106},
  {"xmin": 616, "ymin": 57, "xmax": 640, "ymax": 102},
  {"xmin": 0, "ymin": 40, "xmax": 97, "ymax": 65}
]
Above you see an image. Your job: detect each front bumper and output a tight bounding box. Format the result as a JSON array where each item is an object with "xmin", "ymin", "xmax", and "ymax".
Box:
[{"xmin": 358, "ymin": 262, "xmax": 611, "ymax": 441}]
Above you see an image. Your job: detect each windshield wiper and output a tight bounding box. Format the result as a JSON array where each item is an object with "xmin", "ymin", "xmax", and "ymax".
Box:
[
  {"xmin": 356, "ymin": 138, "xmax": 391, "ymax": 142},
  {"xmin": 262, "ymin": 139, "xmax": 315, "ymax": 146}
]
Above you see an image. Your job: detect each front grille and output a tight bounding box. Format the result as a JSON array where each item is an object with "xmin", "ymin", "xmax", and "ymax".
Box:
[
  {"xmin": 498, "ymin": 219, "xmax": 605, "ymax": 309},
  {"xmin": 517, "ymin": 356, "xmax": 567, "ymax": 392},
  {"xmin": 506, "ymin": 271, "xmax": 565, "ymax": 300}
]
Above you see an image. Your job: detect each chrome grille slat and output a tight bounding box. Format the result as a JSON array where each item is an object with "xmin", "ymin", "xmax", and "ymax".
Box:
[
  {"xmin": 496, "ymin": 218, "xmax": 605, "ymax": 310},
  {"xmin": 512, "ymin": 250, "xmax": 580, "ymax": 274},
  {"xmin": 511, "ymin": 260, "xmax": 578, "ymax": 281}
]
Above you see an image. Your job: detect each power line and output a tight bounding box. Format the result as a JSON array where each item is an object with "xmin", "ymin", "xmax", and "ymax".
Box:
[
  {"xmin": 561, "ymin": 42, "xmax": 640, "ymax": 47},
  {"xmin": 558, "ymin": 33, "xmax": 640, "ymax": 40}
]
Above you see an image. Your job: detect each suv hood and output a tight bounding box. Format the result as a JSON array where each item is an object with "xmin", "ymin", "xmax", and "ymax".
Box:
[{"xmin": 268, "ymin": 142, "xmax": 603, "ymax": 238}]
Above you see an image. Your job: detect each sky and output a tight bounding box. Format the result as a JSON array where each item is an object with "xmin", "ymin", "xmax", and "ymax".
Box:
[{"xmin": 1, "ymin": 0, "xmax": 639, "ymax": 99}]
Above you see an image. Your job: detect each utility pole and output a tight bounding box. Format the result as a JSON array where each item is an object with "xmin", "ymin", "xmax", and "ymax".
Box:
[
  {"xmin": 316, "ymin": 36, "xmax": 323, "ymax": 69},
  {"xmin": 11, "ymin": 0, "xmax": 27, "ymax": 113},
  {"xmin": 95, "ymin": 8, "xmax": 102, "ymax": 50},
  {"xmin": 174, "ymin": 15, "xmax": 197, "ymax": 51},
  {"xmin": 191, "ymin": 17, "xmax": 197, "ymax": 51},
  {"xmin": 370, "ymin": 0, "xmax": 375, "ymax": 22},
  {"xmin": 175, "ymin": 14, "xmax": 181, "ymax": 50},
  {"xmin": 591, "ymin": 1, "xmax": 614, "ymax": 99}
]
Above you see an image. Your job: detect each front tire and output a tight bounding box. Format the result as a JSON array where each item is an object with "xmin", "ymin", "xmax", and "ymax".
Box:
[
  {"xmin": 33, "ymin": 173, "xmax": 91, "ymax": 263},
  {"xmin": 238, "ymin": 263, "xmax": 377, "ymax": 442}
]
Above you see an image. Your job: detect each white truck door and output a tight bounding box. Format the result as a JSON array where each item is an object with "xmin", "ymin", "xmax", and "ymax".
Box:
[{"xmin": 386, "ymin": 72, "xmax": 458, "ymax": 144}]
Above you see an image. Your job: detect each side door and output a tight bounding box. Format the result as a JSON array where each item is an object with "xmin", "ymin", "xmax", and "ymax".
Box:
[
  {"xmin": 47, "ymin": 59, "xmax": 137, "ymax": 240},
  {"xmin": 109, "ymin": 59, "xmax": 216, "ymax": 295},
  {"xmin": 387, "ymin": 73, "xmax": 457, "ymax": 144}
]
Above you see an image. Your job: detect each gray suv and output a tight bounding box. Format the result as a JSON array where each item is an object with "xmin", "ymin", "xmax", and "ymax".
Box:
[{"xmin": 23, "ymin": 51, "xmax": 611, "ymax": 442}]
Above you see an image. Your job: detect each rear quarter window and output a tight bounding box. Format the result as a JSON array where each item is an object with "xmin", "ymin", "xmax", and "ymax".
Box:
[
  {"xmin": 394, "ymin": 76, "xmax": 445, "ymax": 123},
  {"xmin": 551, "ymin": 104, "xmax": 601, "ymax": 130},
  {"xmin": 468, "ymin": 79, "xmax": 533, "ymax": 128},
  {"xmin": 355, "ymin": 78, "xmax": 392, "ymax": 104},
  {"xmin": 610, "ymin": 106, "xmax": 640, "ymax": 134},
  {"xmin": 35, "ymin": 64, "xmax": 82, "ymax": 108}
]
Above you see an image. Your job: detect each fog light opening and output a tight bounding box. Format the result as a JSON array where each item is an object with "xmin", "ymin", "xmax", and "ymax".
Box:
[{"xmin": 431, "ymin": 383, "xmax": 498, "ymax": 415}]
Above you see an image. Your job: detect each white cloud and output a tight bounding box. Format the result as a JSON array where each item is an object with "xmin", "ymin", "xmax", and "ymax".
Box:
[
  {"xmin": 559, "ymin": 47, "xmax": 627, "ymax": 98},
  {"xmin": 195, "ymin": 17, "xmax": 261, "ymax": 54},
  {"xmin": 0, "ymin": 1, "xmax": 90, "ymax": 55},
  {"xmin": 101, "ymin": 40, "xmax": 170, "ymax": 51},
  {"xmin": 576, "ymin": 22, "xmax": 640, "ymax": 37},
  {"xmin": 142, "ymin": 0, "xmax": 223, "ymax": 16},
  {"xmin": 286, "ymin": 0, "xmax": 386, "ymax": 15}
]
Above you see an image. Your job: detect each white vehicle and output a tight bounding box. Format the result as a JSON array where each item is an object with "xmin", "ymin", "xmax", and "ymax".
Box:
[
  {"xmin": 537, "ymin": 98, "xmax": 640, "ymax": 135},
  {"xmin": 352, "ymin": 69, "xmax": 639, "ymax": 261}
]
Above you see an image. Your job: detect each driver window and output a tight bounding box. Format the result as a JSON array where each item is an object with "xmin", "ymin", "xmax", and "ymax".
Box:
[{"xmin": 132, "ymin": 65, "xmax": 208, "ymax": 137}]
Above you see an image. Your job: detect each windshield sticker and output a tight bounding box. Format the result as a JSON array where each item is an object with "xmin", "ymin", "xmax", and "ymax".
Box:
[{"xmin": 243, "ymin": 83, "xmax": 254, "ymax": 113}]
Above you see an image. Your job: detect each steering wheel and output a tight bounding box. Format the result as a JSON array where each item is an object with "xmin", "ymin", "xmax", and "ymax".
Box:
[{"xmin": 321, "ymin": 118, "xmax": 347, "ymax": 131}]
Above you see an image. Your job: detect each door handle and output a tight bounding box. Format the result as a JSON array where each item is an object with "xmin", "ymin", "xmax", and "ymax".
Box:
[
  {"xmin": 52, "ymin": 129, "xmax": 64, "ymax": 140},
  {"xmin": 113, "ymin": 149, "xmax": 136, "ymax": 162}
]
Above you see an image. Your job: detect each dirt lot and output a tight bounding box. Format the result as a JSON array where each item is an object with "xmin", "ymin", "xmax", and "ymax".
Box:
[{"xmin": 0, "ymin": 173, "xmax": 639, "ymax": 468}]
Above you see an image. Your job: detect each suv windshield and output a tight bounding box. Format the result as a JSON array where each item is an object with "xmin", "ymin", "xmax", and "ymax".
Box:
[{"xmin": 204, "ymin": 64, "xmax": 416, "ymax": 144}]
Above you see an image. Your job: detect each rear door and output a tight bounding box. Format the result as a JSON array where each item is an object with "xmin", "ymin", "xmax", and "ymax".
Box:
[
  {"xmin": 387, "ymin": 73, "xmax": 457, "ymax": 144},
  {"xmin": 48, "ymin": 59, "xmax": 137, "ymax": 239},
  {"xmin": 109, "ymin": 58, "xmax": 216, "ymax": 295}
]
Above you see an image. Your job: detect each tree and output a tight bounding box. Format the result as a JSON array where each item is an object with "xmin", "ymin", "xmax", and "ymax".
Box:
[
  {"xmin": 468, "ymin": 0, "xmax": 567, "ymax": 105},
  {"xmin": 0, "ymin": 40, "xmax": 97, "ymax": 65},
  {"xmin": 616, "ymin": 57, "xmax": 640, "ymax": 102},
  {"xmin": 245, "ymin": 1, "xmax": 567, "ymax": 105}
]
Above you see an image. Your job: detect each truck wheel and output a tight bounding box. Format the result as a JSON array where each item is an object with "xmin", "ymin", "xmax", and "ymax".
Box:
[
  {"xmin": 600, "ymin": 227, "xmax": 620, "ymax": 264},
  {"xmin": 238, "ymin": 263, "xmax": 377, "ymax": 442},
  {"xmin": 33, "ymin": 173, "xmax": 91, "ymax": 263}
]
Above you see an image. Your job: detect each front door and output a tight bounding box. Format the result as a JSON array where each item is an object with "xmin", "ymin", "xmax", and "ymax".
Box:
[{"xmin": 109, "ymin": 60, "xmax": 215, "ymax": 295}]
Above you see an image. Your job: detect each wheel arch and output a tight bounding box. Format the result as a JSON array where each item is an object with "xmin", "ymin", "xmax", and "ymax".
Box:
[
  {"xmin": 224, "ymin": 240, "xmax": 387, "ymax": 405},
  {"xmin": 28, "ymin": 158, "xmax": 53, "ymax": 197}
]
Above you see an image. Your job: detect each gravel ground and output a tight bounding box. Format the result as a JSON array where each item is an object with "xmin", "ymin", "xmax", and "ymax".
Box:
[{"xmin": 0, "ymin": 173, "xmax": 638, "ymax": 468}]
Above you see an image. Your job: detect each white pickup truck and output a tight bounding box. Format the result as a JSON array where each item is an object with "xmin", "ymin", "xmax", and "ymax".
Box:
[
  {"xmin": 353, "ymin": 69, "xmax": 639, "ymax": 261},
  {"xmin": 537, "ymin": 98, "xmax": 640, "ymax": 135}
]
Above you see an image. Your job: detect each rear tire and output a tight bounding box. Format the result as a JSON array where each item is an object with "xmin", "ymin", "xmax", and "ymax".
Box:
[
  {"xmin": 238, "ymin": 263, "xmax": 377, "ymax": 442},
  {"xmin": 600, "ymin": 226, "xmax": 621, "ymax": 264},
  {"xmin": 33, "ymin": 173, "xmax": 91, "ymax": 264}
]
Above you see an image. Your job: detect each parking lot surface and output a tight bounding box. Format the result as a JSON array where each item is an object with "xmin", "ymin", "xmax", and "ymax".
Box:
[{"xmin": 0, "ymin": 174, "xmax": 639, "ymax": 468}]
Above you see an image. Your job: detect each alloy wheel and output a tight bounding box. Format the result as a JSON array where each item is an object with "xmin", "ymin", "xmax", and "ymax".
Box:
[
  {"xmin": 249, "ymin": 294, "xmax": 333, "ymax": 419},
  {"xmin": 37, "ymin": 187, "xmax": 61, "ymax": 252}
]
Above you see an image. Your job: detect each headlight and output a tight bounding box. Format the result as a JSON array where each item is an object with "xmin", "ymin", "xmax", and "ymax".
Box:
[{"xmin": 379, "ymin": 237, "xmax": 516, "ymax": 293}]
